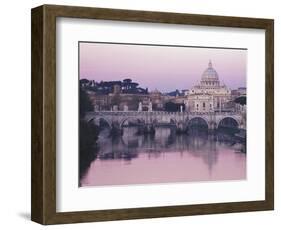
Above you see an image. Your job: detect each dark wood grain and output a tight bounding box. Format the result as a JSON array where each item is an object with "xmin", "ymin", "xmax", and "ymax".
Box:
[
  {"xmin": 31, "ymin": 4, "xmax": 274, "ymax": 225},
  {"xmin": 31, "ymin": 6, "xmax": 44, "ymax": 223},
  {"xmin": 265, "ymin": 19, "xmax": 274, "ymax": 210}
]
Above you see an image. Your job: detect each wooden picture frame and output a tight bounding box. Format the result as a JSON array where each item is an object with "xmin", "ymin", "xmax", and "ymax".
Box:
[{"xmin": 31, "ymin": 4, "xmax": 274, "ymax": 225}]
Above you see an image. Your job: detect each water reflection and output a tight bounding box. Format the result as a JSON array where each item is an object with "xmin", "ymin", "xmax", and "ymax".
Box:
[{"xmin": 80, "ymin": 127, "xmax": 246, "ymax": 187}]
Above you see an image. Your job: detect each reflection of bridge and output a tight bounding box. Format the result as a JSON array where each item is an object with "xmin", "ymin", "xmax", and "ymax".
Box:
[
  {"xmin": 97, "ymin": 130, "xmax": 220, "ymax": 169},
  {"xmin": 85, "ymin": 111, "xmax": 246, "ymax": 133}
]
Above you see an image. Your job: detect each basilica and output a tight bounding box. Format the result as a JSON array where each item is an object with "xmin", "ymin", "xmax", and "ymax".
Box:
[{"xmin": 186, "ymin": 61, "xmax": 232, "ymax": 112}]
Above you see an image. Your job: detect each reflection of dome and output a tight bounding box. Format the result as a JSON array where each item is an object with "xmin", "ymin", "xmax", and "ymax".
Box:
[{"xmin": 200, "ymin": 60, "xmax": 220, "ymax": 86}]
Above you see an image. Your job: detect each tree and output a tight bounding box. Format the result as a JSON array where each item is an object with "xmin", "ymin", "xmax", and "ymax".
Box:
[
  {"xmin": 80, "ymin": 87, "xmax": 93, "ymax": 117},
  {"xmin": 234, "ymin": 96, "xmax": 246, "ymax": 105}
]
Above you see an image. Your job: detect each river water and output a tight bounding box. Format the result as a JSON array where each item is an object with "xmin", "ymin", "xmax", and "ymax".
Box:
[{"xmin": 80, "ymin": 127, "xmax": 246, "ymax": 187}]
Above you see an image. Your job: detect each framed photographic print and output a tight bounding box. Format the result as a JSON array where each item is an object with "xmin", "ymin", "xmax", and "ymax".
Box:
[{"xmin": 31, "ymin": 4, "xmax": 274, "ymax": 225}]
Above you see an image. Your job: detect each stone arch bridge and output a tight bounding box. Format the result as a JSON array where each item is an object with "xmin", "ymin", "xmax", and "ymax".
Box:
[{"xmin": 84, "ymin": 111, "xmax": 246, "ymax": 134}]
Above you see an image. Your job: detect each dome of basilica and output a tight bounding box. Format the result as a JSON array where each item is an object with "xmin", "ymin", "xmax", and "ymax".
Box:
[{"xmin": 201, "ymin": 60, "xmax": 219, "ymax": 81}]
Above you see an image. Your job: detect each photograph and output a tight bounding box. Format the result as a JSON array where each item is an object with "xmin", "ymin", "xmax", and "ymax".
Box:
[{"xmin": 78, "ymin": 42, "xmax": 247, "ymax": 187}]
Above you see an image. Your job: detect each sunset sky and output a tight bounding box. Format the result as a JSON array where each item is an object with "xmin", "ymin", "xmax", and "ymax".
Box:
[{"xmin": 79, "ymin": 42, "xmax": 247, "ymax": 92}]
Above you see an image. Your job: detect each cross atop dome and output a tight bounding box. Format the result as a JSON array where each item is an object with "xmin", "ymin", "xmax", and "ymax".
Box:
[{"xmin": 208, "ymin": 60, "xmax": 212, "ymax": 68}]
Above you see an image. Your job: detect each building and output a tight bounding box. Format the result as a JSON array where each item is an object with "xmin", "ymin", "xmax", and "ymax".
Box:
[
  {"xmin": 237, "ymin": 87, "xmax": 247, "ymax": 96},
  {"xmin": 182, "ymin": 89, "xmax": 189, "ymax": 96},
  {"xmin": 187, "ymin": 61, "xmax": 232, "ymax": 112},
  {"xmin": 149, "ymin": 89, "xmax": 164, "ymax": 110}
]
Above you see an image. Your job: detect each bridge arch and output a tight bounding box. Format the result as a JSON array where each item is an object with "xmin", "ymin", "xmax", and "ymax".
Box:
[
  {"xmin": 187, "ymin": 117, "xmax": 209, "ymax": 129},
  {"xmin": 88, "ymin": 117, "xmax": 112, "ymax": 129},
  {"xmin": 120, "ymin": 117, "xmax": 143, "ymax": 127},
  {"xmin": 170, "ymin": 119, "xmax": 176, "ymax": 124},
  {"xmin": 85, "ymin": 112, "xmax": 244, "ymax": 132},
  {"xmin": 217, "ymin": 117, "xmax": 239, "ymax": 129}
]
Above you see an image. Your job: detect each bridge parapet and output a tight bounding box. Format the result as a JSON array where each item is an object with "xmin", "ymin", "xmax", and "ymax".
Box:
[{"xmin": 87, "ymin": 110, "xmax": 241, "ymax": 116}]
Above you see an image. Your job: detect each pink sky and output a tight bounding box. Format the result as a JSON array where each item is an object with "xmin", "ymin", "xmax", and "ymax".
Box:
[{"xmin": 79, "ymin": 42, "xmax": 247, "ymax": 92}]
